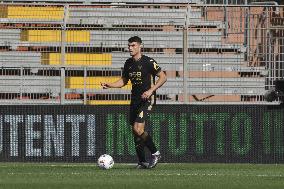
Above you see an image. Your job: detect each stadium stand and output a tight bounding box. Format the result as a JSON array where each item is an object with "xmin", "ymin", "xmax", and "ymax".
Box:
[{"xmin": 0, "ymin": 1, "xmax": 283, "ymax": 104}]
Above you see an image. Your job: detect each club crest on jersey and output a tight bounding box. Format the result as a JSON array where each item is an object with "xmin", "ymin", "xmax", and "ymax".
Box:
[{"xmin": 153, "ymin": 62, "xmax": 159, "ymax": 70}]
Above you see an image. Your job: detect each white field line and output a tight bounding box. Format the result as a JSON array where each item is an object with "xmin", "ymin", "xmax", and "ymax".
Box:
[
  {"xmin": 3, "ymin": 172, "xmax": 284, "ymax": 178},
  {"xmin": 0, "ymin": 163, "xmax": 283, "ymax": 178}
]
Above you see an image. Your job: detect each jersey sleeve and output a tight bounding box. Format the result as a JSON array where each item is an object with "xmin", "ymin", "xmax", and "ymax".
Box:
[
  {"xmin": 149, "ymin": 58, "xmax": 162, "ymax": 76},
  {"xmin": 122, "ymin": 61, "xmax": 129, "ymax": 80}
]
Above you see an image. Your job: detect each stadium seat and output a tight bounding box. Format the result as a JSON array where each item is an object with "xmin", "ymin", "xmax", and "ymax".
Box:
[
  {"xmin": 86, "ymin": 100, "xmax": 130, "ymax": 105},
  {"xmin": 21, "ymin": 30, "xmax": 90, "ymax": 43},
  {"xmin": 41, "ymin": 53, "xmax": 112, "ymax": 66},
  {"xmin": 0, "ymin": 5, "xmax": 64, "ymax": 20},
  {"xmin": 65, "ymin": 76, "xmax": 131, "ymax": 89}
]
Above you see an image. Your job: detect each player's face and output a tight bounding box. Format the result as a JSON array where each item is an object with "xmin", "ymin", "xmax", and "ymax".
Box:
[{"xmin": 128, "ymin": 42, "xmax": 141, "ymax": 57}]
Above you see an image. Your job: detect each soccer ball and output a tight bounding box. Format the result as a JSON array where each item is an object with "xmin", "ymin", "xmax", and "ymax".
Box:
[{"xmin": 97, "ymin": 154, "xmax": 114, "ymax": 170}]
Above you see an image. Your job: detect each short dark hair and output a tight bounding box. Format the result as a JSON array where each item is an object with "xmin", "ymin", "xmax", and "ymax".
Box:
[{"xmin": 128, "ymin": 36, "xmax": 142, "ymax": 44}]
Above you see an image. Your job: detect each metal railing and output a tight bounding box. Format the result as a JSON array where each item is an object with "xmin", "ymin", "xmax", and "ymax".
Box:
[{"xmin": 0, "ymin": 3, "xmax": 283, "ymax": 105}]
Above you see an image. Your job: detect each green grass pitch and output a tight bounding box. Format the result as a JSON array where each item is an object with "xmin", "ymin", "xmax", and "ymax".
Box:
[{"xmin": 0, "ymin": 163, "xmax": 283, "ymax": 189}]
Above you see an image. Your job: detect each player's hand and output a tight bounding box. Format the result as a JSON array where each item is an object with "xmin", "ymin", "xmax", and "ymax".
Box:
[
  {"xmin": 101, "ymin": 82, "xmax": 110, "ymax": 89},
  {"xmin": 141, "ymin": 89, "xmax": 153, "ymax": 100}
]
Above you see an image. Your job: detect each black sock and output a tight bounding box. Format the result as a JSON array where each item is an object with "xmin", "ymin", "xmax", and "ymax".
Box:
[
  {"xmin": 134, "ymin": 135, "xmax": 146, "ymax": 162},
  {"xmin": 140, "ymin": 132, "xmax": 157, "ymax": 154}
]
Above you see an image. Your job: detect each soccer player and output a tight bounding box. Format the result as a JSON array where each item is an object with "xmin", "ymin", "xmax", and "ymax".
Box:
[{"xmin": 101, "ymin": 36, "xmax": 167, "ymax": 169}]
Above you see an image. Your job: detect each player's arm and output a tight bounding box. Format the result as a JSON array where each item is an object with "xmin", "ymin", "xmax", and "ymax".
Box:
[
  {"xmin": 101, "ymin": 77, "xmax": 128, "ymax": 89},
  {"xmin": 141, "ymin": 71, "xmax": 167, "ymax": 100},
  {"xmin": 150, "ymin": 70, "xmax": 167, "ymax": 92}
]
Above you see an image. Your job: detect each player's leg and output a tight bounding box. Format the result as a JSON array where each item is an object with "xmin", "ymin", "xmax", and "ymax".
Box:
[
  {"xmin": 130, "ymin": 105, "xmax": 147, "ymax": 168},
  {"xmin": 133, "ymin": 103, "xmax": 158, "ymax": 153},
  {"xmin": 133, "ymin": 134, "xmax": 147, "ymax": 168},
  {"xmin": 133, "ymin": 106, "xmax": 161, "ymax": 168},
  {"xmin": 133, "ymin": 122, "xmax": 161, "ymax": 168},
  {"xmin": 133, "ymin": 122, "xmax": 157, "ymax": 154}
]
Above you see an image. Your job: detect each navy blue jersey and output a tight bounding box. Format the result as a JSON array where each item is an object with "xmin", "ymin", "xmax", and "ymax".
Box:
[{"xmin": 122, "ymin": 55, "xmax": 161, "ymax": 103}]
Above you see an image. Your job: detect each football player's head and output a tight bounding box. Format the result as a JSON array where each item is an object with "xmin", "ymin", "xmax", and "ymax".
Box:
[{"xmin": 128, "ymin": 36, "xmax": 143, "ymax": 58}]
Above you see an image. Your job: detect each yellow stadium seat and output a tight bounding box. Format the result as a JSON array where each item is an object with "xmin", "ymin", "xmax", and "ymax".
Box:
[
  {"xmin": 66, "ymin": 31, "xmax": 90, "ymax": 43},
  {"xmin": 41, "ymin": 53, "xmax": 112, "ymax": 66},
  {"xmin": 65, "ymin": 77, "xmax": 131, "ymax": 89},
  {"xmin": 21, "ymin": 30, "xmax": 90, "ymax": 43},
  {"xmin": 0, "ymin": 6, "xmax": 64, "ymax": 20},
  {"xmin": 87, "ymin": 100, "xmax": 131, "ymax": 105}
]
